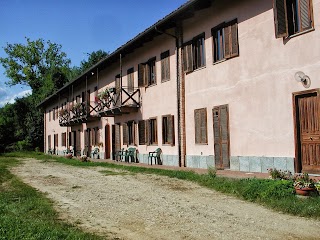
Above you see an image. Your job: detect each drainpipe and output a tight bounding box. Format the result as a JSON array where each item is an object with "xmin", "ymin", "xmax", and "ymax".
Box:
[{"xmin": 155, "ymin": 24, "xmax": 185, "ymax": 167}]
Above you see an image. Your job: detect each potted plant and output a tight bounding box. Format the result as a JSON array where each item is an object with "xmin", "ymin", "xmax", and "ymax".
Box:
[
  {"xmin": 59, "ymin": 108, "xmax": 68, "ymax": 117},
  {"xmin": 293, "ymin": 173, "xmax": 317, "ymax": 196}
]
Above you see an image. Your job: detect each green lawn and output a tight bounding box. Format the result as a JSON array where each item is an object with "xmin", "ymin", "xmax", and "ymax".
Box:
[{"xmin": 0, "ymin": 154, "xmax": 103, "ymax": 240}]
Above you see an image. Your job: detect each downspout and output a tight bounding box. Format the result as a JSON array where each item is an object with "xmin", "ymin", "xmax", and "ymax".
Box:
[{"xmin": 155, "ymin": 25, "xmax": 185, "ymax": 167}]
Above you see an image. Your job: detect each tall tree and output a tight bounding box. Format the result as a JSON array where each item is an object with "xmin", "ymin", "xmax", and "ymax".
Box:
[{"xmin": 0, "ymin": 37, "xmax": 71, "ymax": 96}]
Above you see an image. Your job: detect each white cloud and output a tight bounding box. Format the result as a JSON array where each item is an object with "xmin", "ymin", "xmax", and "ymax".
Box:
[{"xmin": 0, "ymin": 89, "xmax": 32, "ymax": 107}]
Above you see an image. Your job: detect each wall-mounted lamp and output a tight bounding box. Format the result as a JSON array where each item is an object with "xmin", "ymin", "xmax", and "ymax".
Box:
[{"xmin": 294, "ymin": 71, "xmax": 311, "ymax": 88}]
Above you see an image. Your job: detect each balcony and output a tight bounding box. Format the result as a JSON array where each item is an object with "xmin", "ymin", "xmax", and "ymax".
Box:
[
  {"xmin": 95, "ymin": 87, "xmax": 140, "ymax": 117},
  {"xmin": 59, "ymin": 102, "xmax": 100, "ymax": 126}
]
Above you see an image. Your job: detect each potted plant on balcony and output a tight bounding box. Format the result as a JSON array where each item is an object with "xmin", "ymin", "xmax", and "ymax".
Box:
[
  {"xmin": 293, "ymin": 173, "xmax": 317, "ymax": 196},
  {"xmin": 59, "ymin": 108, "xmax": 68, "ymax": 117}
]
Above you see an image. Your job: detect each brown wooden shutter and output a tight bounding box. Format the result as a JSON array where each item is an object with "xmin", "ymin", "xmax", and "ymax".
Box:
[
  {"xmin": 48, "ymin": 135, "xmax": 51, "ymax": 149},
  {"xmin": 138, "ymin": 120, "xmax": 146, "ymax": 145},
  {"xmin": 168, "ymin": 115, "xmax": 175, "ymax": 146},
  {"xmin": 273, "ymin": 0, "xmax": 288, "ymax": 38},
  {"xmin": 146, "ymin": 119, "xmax": 150, "ymax": 145},
  {"xmin": 200, "ymin": 109, "xmax": 207, "ymax": 144},
  {"xmin": 138, "ymin": 63, "xmax": 147, "ymax": 87},
  {"xmin": 213, "ymin": 108, "xmax": 221, "ymax": 168},
  {"xmin": 183, "ymin": 43, "xmax": 193, "ymax": 73},
  {"xmin": 299, "ymin": 0, "xmax": 312, "ymax": 31},
  {"xmin": 114, "ymin": 124, "xmax": 121, "ymax": 153},
  {"xmin": 194, "ymin": 109, "xmax": 201, "ymax": 144},
  {"xmin": 123, "ymin": 123, "xmax": 128, "ymax": 145},
  {"xmin": 224, "ymin": 24, "xmax": 231, "ymax": 59},
  {"xmin": 230, "ymin": 21, "xmax": 239, "ymax": 57}
]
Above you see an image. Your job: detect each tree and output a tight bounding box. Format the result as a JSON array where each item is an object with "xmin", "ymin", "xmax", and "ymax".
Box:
[
  {"xmin": 0, "ymin": 37, "xmax": 71, "ymax": 96},
  {"xmin": 71, "ymin": 50, "xmax": 108, "ymax": 78}
]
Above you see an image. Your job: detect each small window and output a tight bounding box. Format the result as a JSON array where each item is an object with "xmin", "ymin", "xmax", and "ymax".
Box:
[
  {"xmin": 274, "ymin": 0, "xmax": 313, "ymax": 38},
  {"xmin": 138, "ymin": 57, "xmax": 156, "ymax": 87},
  {"xmin": 53, "ymin": 108, "xmax": 55, "ymax": 121},
  {"xmin": 212, "ymin": 19, "xmax": 239, "ymax": 63},
  {"xmin": 162, "ymin": 115, "xmax": 175, "ymax": 145},
  {"xmin": 183, "ymin": 33, "xmax": 206, "ymax": 73},
  {"xmin": 138, "ymin": 120, "xmax": 146, "ymax": 145},
  {"xmin": 194, "ymin": 108, "xmax": 208, "ymax": 144},
  {"xmin": 127, "ymin": 68, "xmax": 134, "ymax": 93},
  {"xmin": 123, "ymin": 121, "xmax": 135, "ymax": 146},
  {"xmin": 49, "ymin": 110, "xmax": 51, "ymax": 122},
  {"xmin": 161, "ymin": 51, "xmax": 170, "ymax": 82}
]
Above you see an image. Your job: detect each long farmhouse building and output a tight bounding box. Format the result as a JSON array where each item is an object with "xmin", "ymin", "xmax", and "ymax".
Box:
[{"xmin": 39, "ymin": 0, "xmax": 320, "ymax": 174}]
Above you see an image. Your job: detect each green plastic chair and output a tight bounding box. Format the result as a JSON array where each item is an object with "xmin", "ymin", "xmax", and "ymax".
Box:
[
  {"xmin": 125, "ymin": 147, "xmax": 136, "ymax": 163},
  {"xmin": 148, "ymin": 148, "xmax": 162, "ymax": 165}
]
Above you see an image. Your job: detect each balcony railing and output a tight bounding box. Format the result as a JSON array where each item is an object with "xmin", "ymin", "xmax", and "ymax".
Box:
[
  {"xmin": 95, "ymin": 87, "xmax": 140, "ymax": 116},
  {"xmin": 59, "ymin": 102, "xmax": 100, "ymax": 126}
]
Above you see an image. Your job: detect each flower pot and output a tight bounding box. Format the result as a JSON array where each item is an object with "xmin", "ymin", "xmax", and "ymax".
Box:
[{"xmin": 295, "ymin": 187, "xmax": 315, "ymax": 196}]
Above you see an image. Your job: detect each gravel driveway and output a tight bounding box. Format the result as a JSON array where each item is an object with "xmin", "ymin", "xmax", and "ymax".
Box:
[{"xmin": 11, "ymin": 158, "xmax": 320, "ymax": 240}]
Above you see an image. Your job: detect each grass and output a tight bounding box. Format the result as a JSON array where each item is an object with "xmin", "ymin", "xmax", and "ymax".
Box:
[
  {"xmin": 0, "ymin": 154, "xmax": 103, "ymax": 240},
  {"xmin": 3, "ymin": 151, "xmax": 320, "ymax": 220}
]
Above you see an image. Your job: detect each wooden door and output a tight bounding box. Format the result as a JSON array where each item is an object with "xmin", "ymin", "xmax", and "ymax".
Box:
[
  {"xmin": 105, "ymin": 124, "xmax": 111, "ymax": 159},
  {"xmin": 294, "ymin": 90, "xmax": 320, "ymax": 173},
  {"xmin": 213, "ymin": 105, "xmax": 230, "ymax": 169},
  {"xmin": 112, "ymin": 124, "xmax": 121, "ymax": 160}
]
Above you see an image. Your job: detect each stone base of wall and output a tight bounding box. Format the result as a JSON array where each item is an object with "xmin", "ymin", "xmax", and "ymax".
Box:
[
  {"xmin": 138, "ymin": 154, "xmax": 179, "ymax": 166},
  {"xmin": 186, "ymin": 155, "xmax": 295, "ymax": 173}
]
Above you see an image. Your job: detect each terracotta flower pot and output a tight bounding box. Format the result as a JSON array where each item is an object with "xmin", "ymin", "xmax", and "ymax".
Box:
[{"xmin": 295, "ymin": 187, "xmax": 315, "ymax": 196}]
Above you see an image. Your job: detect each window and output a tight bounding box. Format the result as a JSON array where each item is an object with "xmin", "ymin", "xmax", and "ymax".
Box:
[
  {"xmin": 212, "ymin": 19, "xmax": 239, "ymax": 63},
  {"xmin": 123, "ymin": 121, "xmax": 135, "ymax": 146},
  {"xmin": 138, "ymin": 120, "xmax": 146, "ymax": 145},
  {"xmin": 149, "ymin": 118, "xmax": 157, "ymax": 145},
  {"xmin": 91, "ymin": 127, "xmax": 99, "ymax": 146},
  {"xmin": 194, "ymin": 108, "xmax": 208, "ymax": 144},
  {"xmin": 115, "ymin": 74, "xmax": 121, "ymax": 94},
  {"xmin": 127, "ymin": 68, "xmax": 134, "ymax": 93},
  {"xmin": 138, "ymin": 57, "xmax": 156, "ymax": 87},
  {"xmin": 183, "ymin": 33, "xmax": 205, "ymax": 73},
  {"xmin": 49, "ymin": 110, "xmax": 51, "ymax": 122},
  {"xmin": 162, "ymin": 115, "xmax": 175, "ymax": 145},
  {"xmin": 274, "ymin": 0, "xmax": 313, "ymax": 38},
  {"xmin": 138, "ymin": 118, "xmax": 157, "ymax": 145},
  {"xmin": 61, "ymin": 132, "xmax": 66, "ymax": 147},
  {"xmin": 161, "ymin": 51, "xmax": 170, "ymax": 82},
  {"xmin": 53, "ymin": 108, "xmax": 55, "ymax": 121}
]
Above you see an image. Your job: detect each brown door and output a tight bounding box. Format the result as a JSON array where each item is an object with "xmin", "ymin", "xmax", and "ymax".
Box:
[
  {"xmin": 294, "ymin": 90, "xmax": 320, "ymax": 173},
  {"xmin": 112, "ymin": 124, "xmax": 121, "ymax": 160},
  {"xmin": 213, "ymin": 105, "xmax": 230, "ymax": 169},
  {"xmin": 105, "ymin": 124, "xmax": 111, "ymax": 159}
]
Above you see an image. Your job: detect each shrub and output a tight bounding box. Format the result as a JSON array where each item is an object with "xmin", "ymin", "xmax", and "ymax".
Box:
[
  {"xmin": 268, "ymin": 168, "xmax": 292, "ymax": 180},
  {"xmin": 207, "ymin": 166, "xmax": 217, "ymax": 178}
]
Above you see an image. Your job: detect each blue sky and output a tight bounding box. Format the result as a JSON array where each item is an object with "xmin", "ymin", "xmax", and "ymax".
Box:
[{"xmin": 0, "ymin": 0, "xmax": 187, "ymax": 106}]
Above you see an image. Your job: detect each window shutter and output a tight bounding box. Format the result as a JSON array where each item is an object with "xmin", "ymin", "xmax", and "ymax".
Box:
[
  {"xmin": 168, "ymin": 115, "xmax": 175, "ymax": 146},
  {"xmin": 123, "ymin": 123, "xmax": 128, "ymax": 145},
  {"xmin": 200, "ymin": 109, "xmax": 207, "ymax": 144},
  {"xmin": 194, "ymin": 109, "xmax": 201, "ymax": 144},
  {"xmin": 220, "ymin": 105, "xmax": 230, "ymax": 168},
  {"xmin": 224, "ymin": 24, "xmax": 231, "ymax": 59},
  {"xmin": 299, "ymin": 0, "xmax": 312, "ymax": 31},
  {"xmin": 230, "ymin": 21, "xmax": 239, "ymax": 57},
  {"xmin": 273, "ymin": 0, "xmax": 288, "ymax": 38},
  {"xmin": 115, "ymin": 75, "xmax": 121, "ymax": 94},
  {"xmin": 146, "ymin": 119, "xmax": 150, "ymax": 145},
  {"xmin": 138, "ymin": 64, "xmax": 146, "ymax": 87},
  {"xmin": 48, "ymin": 135, "xmax": 51, "ymax": 149},
  {"xmin": 114, "ymin": 124, "xmax": 121, "ymax": 153},
  {"xmin": 138, "ymin": 120, "xmax": 146, "ymax": 145},
  {"xmin": 183, "ymin": 43, "xmax": 193, "ymax": 73}
]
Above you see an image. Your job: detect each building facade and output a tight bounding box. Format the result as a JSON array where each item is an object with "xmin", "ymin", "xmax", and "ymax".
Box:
[{"xmin": 39, "ymin": 0, "xmax": 320, "ymax": 174}]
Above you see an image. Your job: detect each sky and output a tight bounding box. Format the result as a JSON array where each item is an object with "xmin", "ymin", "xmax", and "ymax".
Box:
[{"xmin": 0, "ymin": 0, "xmax": 187, "ymax": 107}]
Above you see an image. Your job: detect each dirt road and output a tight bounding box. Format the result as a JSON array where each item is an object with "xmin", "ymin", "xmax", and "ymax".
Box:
[{"xmin": 11, "ymin": 158, "xmax": 320, "ymax": 240}]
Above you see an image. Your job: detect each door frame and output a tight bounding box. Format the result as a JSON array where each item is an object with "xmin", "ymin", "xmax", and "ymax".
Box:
[{"xmin": 292, "ymin": 88, "xmax": 320, "ymax": 173}]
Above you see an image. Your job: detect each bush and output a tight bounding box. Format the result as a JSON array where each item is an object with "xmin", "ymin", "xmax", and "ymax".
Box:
[{"xmin": 15, "ymin": 140, "xmax": 32, "ymax": 151}]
